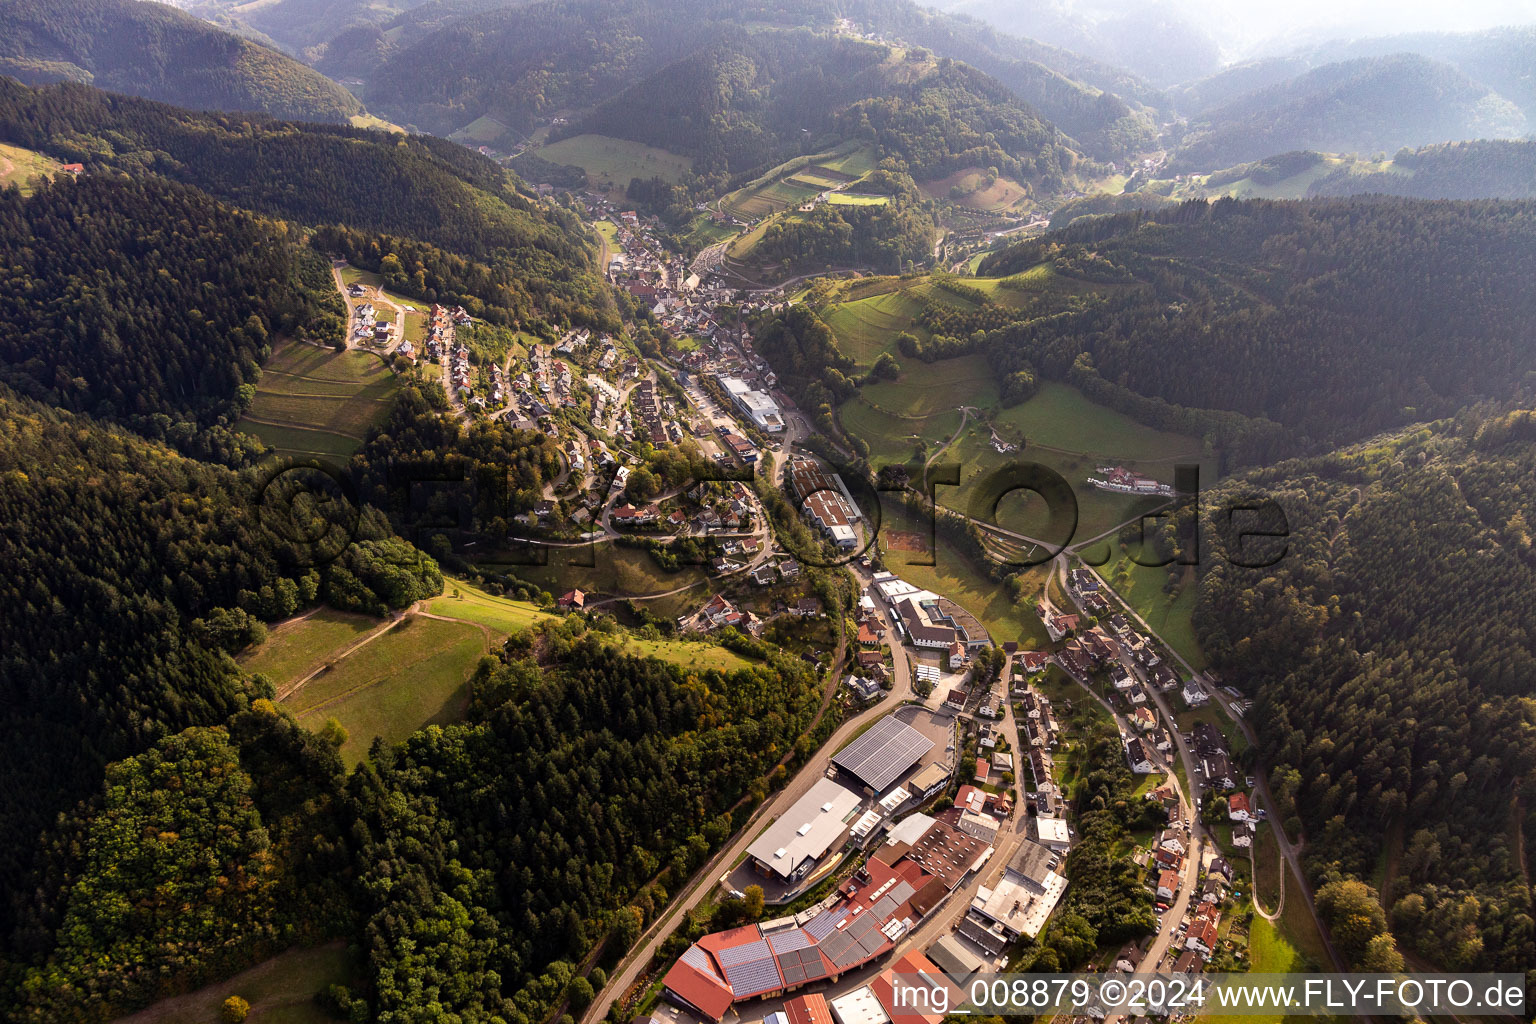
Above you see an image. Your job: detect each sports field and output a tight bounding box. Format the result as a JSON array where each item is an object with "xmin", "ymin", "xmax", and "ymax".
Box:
[
  {"xmin": 237, "ymin": 338, "xmax": 398, "ymax": 461},
  {"xmin": 533, "ymin": 134, "xmax": 692, "ymax": 186}
]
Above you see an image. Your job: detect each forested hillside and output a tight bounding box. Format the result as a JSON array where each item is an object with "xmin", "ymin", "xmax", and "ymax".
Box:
[
  {"xmin": 577, "ymin": 31, "xmax": 1073, "ymax": 183},
  {"xmin": 750, "ymin": 170, "xmax": 937, "ymax": 274},
  {"xmin": 1307, "ymin": 139, "xmax": 1536, "ymax": 200},
  {"xmin": 357, "ymin": 0, "xmax": 1154, "ymax": 164},
  {"xmin": 0, "ymin": 392, "xmax": 440, "ymax": 986},
  {"xmin": 0, "ymin": 173, "xmax": 340, "ymax": 435},
  {"xmin": 976, "ymin": 197, "xmax": 1536, "ymax": 460},
  {"xmin": 1169, "ymin": 53, "xmax": 1529, "ymax": 173},
  {"xmin": 1191, "ymin": 412, "xmax": 1536, "ymax": 976},
  {"xmin": 169, "ymin": 0, "xmax": 438, "ymax": 52},
  {"xmin": 0, "ymin": 0, "xmax": 362, "ymax": 122},
  {"xmin": 349, "ymin": 636, "xmax": 823, "ymax": 1023},
  {"xmin": 0, "ymin": 81, "xmax": 614, "ymax": 331}
]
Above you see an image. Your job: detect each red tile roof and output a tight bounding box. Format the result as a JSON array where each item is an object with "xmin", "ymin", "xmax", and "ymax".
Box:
[{"xmin": 784, "ymin": 993, "xmax": 832, "ymax": 1024}]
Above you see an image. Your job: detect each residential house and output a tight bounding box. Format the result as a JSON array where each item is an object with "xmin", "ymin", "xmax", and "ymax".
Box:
[{"xmin": 1126, "ymin": 739, "xmax": 1158, "ymax": 774}]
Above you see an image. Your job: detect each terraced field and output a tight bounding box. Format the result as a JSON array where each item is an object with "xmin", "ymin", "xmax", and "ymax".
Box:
[
  {"xmin": 725, "ymin": 178, "xmax": 820, "ymax": 218},
  {"xmin": 238, "ymin": 339, "xmax": 398, "ymax": 461}
]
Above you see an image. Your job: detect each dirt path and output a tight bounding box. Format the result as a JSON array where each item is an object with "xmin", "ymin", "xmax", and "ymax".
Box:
[
  {"xmin": 1252, "ymin": 825, "xmax": 1285, "ymax": 921},
  {"xmin": 275, "ymin": 602, "xmax": 422, "ymax": 702}
]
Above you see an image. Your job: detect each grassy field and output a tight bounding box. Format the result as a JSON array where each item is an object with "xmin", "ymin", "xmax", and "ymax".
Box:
[
  {"xmin": 860, "ymin": 353, "xmax": 999, "ymax": 419},
  {"xmin": 110, "ymin": 942, "xmax": 354, "ymax": 1024},
  {"xmin": 817, "ymin": 145, "xmax": 878, "ymax": 177},
  {"xmin": 1253, "ymin": 820, "xmax": 1283, "ymax": 914},
  {"xmin": 820, "ymin": 288, "xmax": 930, "ymax": 366},
  {"xmin": 877, "ymin": 503, "xmax": 1050, "ymax": 649},
  {"xmin": 246, "ymin": 578, "xmax": 752, "ymax": 765},
  {"xmin": 533, "ymin": 134, "xmax": 692, "ymax": 186},
  {"xmin": 502, "ymin": 543, "xmax": 708, "ymax": 601},
  {"xmin": 919, "ymin": 168, "xmax": 1030, "ymax": 213},
  {"xmin": 0, "ymin": 142, "xmax": 60, "ymax": 194},
  {"xmin": 350, "ymin": 113, "xmax": 405, "ymax": 133},
  {"xmin": 996, "ymin": 383, "xmax": 1202, "ymax": 461},
  {"xmin": 841, "ymin": 365, "xmax": 1202, "ymax": 544},
  {"xmin": 450, "ymin": 114, "xmax": 513, "ymax": 145},
  {"xmin": 279, "ymin": 614, "xmax": 488, "ymax": 765},
  {"xmin": 1097, "ymin": 557, "xmax": 1207, "ymax": 669},
  {"xmin": 237, "ymin": 339, "xmax": 398, "ymax": 461},
  {"xmin": 434, "ymin": 579, "xmax": 753, "ymax": 672},
  {"xmin": 826, "ymin": 192, "xmax": 889, "ymax": 206},
  {"xmin": 240, "ymin": 609, "xmax": 380, "ymax": 685}
]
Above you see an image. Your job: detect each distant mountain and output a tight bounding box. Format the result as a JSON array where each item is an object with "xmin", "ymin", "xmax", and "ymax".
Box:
[
  {"xmin": 930, "ymin": 0, "xmax": 1220, "ymax": 89},
  {"xmin": 164, "ymin": 0, "xmax": 447, "ymax": 52},
  {"xmin": 350, "ymin": 0, "xmax": 1160, "ymax": 163},
  {"xmin": 1307, "ymin": 139, "xmax": 1536, "ymax": 200},
  {"xmin": 570, "ymin": 30, "xmax": 1069, "ymax": 183},
  {"xmin": 1169, "ymin": 53, "xmax": 1529, "ymax": 173},
  {"xmin": 1175, "ymin": 25, "xmax": 1536, "ymax": 120},
  {"xmin": 0, "ymin": 0, "xmax": 362, "ymax": 122}
]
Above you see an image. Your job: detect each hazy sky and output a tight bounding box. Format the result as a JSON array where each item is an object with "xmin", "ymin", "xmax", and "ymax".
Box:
[{"xmin": 1177, "ymin": 0, "xmax": 1536, "ymax": 56}]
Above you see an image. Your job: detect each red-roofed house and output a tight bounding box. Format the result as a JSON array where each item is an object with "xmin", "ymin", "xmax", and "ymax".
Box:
[
  {"xmin": 1227, "ymin": 792, "xmax": 1254, "ymax": 822},
  {"xmin": 1185, "ymin": 916, "xmax": 1219, "ymax": 956},
  {"xmin": 1156, "ymin": 869, "xmax": 1180, "ymax": 901},
  {"xmin": 557, "ymin": 589, "xmax": 585, "ymax": 610},
  {"xmin": 1017, "ymin": 650, "xmax": 1049, "ymax": 674}
]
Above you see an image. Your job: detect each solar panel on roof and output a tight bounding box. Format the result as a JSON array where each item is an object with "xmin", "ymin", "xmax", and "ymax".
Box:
[
  {"xmin": 716, "ymin": 938, "xmax": 773, "ymax": 967},
  {"xmin": 831, "ymin": 716, "xmax": 935, "ymax": 792},
  {"xmin": 801, "ymin": 958, "xmax": 828, "ymax": 982},
  {"xmin": 818, "ymin": 930, "xmax": 854, "ymax": 962},
  {"xmin": 887, "ymin": 880, "xmax": 915, "ymax": 905},
  {"xmin": 868, "ymin": 895, "xmax": 899, "ymax": 921},
  {"xmin": 779, "ymin": 962, "xmax": 807, "ymax": 985},
  {"xmin": 722, "ymin": 957, "xmax": 782, "ymax": 997},
  {"xmin": 681, "ymin": 945, "xmax": 716, "ymax": 973},
  {"xmin": 767, "ymin": 929, "xmax": 812, "ymax": 954},
  {"xmin": 803, "ymin": 907, "xmax": 846, "ymax": 940}
]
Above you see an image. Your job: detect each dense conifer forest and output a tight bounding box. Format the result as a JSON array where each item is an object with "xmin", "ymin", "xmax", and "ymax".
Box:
[{"xmin": 1189, "ymin": 411, "xmax": 1536, "ymax": 975}]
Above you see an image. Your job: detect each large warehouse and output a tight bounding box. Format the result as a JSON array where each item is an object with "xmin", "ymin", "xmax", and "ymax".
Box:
[
  {"xmin": 832, "ymin": 714, "xmax": 935, "ymax": 794},
  {"xmin": 745, "ymin": 778, "xmax": 863, "ymax": 882}
]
